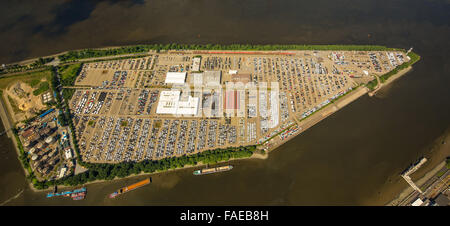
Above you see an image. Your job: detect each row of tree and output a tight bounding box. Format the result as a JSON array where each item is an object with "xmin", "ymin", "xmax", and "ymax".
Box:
[
  {"xmin": 365, "ymin": 51, "xmax": 420, "ymax": 89},
  {"xmin": 379, "ymin": 52, "xmax": 421, "ymax": 83},
  {"xmin": 58, "ymin": 46, "xmax": 151, "ymax": 62},
  {"xmin": 57, "ymin": 44, "xmax": 400, "ymax": 62},
  {"xmin": 1, "ymin": 57, "xmax": 53, "ymax": 75},
  {"xmin": 30, "ymin": 57, "xmax": 54, "ymax": 68},
  {"xmin": 26, "ymin": 86, "xmax": 257, "ymax": 190},
  {"xmin": 32, "ymin": 146, "xmax": 255, "ymax": 189}
]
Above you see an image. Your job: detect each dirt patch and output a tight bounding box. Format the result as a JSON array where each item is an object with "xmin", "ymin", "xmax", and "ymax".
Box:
[{"xmin": 3, "ymin": 81, "xmax": 48, "ymax": 122}]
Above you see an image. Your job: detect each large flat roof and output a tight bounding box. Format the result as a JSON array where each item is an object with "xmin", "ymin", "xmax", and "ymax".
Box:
[
  {"xmin": 156, "ymin": 90, "xmax": 181, "ymax": 114},
  {"xmin": 165, "ymin": 72, "xmax": 187, "ymax": 84},
  {"xmin": 204, "ymin": 71, "xmax": 222, "ymax": 86},
  {"xmin": 156, "ymin": 90, "xmax": 199, "ymax": 115}
]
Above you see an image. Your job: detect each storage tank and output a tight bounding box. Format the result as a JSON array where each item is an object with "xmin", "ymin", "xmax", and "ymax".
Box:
[{"xmin": 45, "ymin": 136, "xmax": 54, "ymax": 144}]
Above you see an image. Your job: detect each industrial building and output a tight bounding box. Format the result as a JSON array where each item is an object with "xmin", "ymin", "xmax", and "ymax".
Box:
[
  {"xmin": 203, "ymin": 71, "xmax": 222, "ymax": 86},
  {"xmin": 156, "ymin": 90, "xmax": 199, "ymax": 115},
  {"xmin": 156, "ymin": 90, "xmax": 181, "ymax": 114},
  {"xmin": 189, "ymin": 71, "xmax": 221, "ymax": 87},
  {"xmin": 190, "ymin": 72, "xmax": 203, "ymax": 85},
  {"xmin": 192, "ymin": 57, "xmax": 201, "ymax": 71},
  {"xmin": 65, "ymin": 148, "xmax": 73, "ymax": 159},
  {"xmin": 177, "ymin": 95, "xmax": 200, "ymax": 115},
  {"xmin": 231, "ymin": 73, "xmax": 252, "ymax": 84},
  {"xmin": 58, "ymin": 166, "xmax": 67, "ymax": 179},
  {"xmin": 164, "ymin": 72, "xmax": 187, "ymax": 84},
  {"xmin": 224, "ymin": 90, "xmax": 240, "ymax": 110}
]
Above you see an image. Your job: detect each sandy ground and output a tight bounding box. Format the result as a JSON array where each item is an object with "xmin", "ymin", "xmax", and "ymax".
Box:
[{"xmin": 3, "ymin": 81, "xmax": 48, "ymax": 122}]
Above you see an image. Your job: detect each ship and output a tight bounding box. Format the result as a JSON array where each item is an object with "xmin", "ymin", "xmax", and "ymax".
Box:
[
  {"xmin": 71, "ymin": 192, "xmax": 86, "ymax": 200},
  {"xmin": 109, "ymin": 178, "xmax": 151, "ymax": 198},
  {"xmin": 46, "ymin": 187, "xmax": 86, "ymax": 200},
  {"xmin": 193, "ymin": 165, "xmax": 233, "ymax": 175}
]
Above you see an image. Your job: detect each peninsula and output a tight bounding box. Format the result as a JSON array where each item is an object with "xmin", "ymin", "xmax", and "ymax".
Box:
[{"xmin": 0, "ymin": 44, "xmax": 421, "ymax": 190}]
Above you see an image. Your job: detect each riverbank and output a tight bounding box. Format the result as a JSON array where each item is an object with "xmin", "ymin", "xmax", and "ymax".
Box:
[
  {"xmin": 261, "ymin": 61, "xmax": 413, "ymax": 169},
  {"xmin": 1, "ymin": 47, "xmax": 420, "ymax": 192},
  {"xmin": 386, "ymin": 128, "xmax": 450, "ymax": 206},
  {"xmin": 5, "ymin": 44, "xmax": 399, "ymax": 66},
  {"xmin": 0, "ymin": 91, "xmax": 29, "ymax": 179},
  {"xmin": 27, "ymin": 153, "xmax": 261, "ymax": 192},
  {"xmin": 5, "ymin": 45, "xmax": 144, "ymax": 67},
  {"xmin": 264, "ymin": 85, "xmax": 369, "ymax": 155},
  {"xmin": 369, "ymin": 66, "xmax": 413, "ymax": 96}
]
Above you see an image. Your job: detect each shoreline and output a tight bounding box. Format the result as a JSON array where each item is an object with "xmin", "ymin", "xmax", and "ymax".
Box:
[
  {"xmin": 0, "ymin": 48, "xmax": 418, "ymax": 193},
  {"xmin": 386, "ymin": 128, "xmax": 450, "ymax": 206},
  {"xmin": 0, "ymin": 91, "xmax": 29, "ymax": 178},
  {"xmin": 4, "ymin": 44, "xmax": 400, "ymax": 67},
  {"xmin": 261, "ymin": 64, "xmax": 415, "ymax": 158},
  {"xmin": 4, "ymin": 45, "xmax": 141, "ymax": 66},
  {"xmin": 386, "ymin": 161, "xmax": 446, "ymax": 206},
  {"xmin": 27, "ymin": 154, "xmax": 265, "ymax": 192},
  {"xmin": 263, "ymin": 85, "xmax": 369, "ymax": 155},
  {"xmin": 369, "ymin": 66, "xmax": 413, "ymax": 96}
]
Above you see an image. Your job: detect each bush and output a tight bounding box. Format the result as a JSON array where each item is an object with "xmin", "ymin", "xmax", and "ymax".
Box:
[
  {"xmin": 51, "ymin": 145, "xmax": 256, "ymax": 187},
  {"xmin": 379, "ymin": 51, "xmax": 421, "ymax": 83},
  {"xmin": 59, "ymin": 63, "xmax": 82, "ymax": 86}
]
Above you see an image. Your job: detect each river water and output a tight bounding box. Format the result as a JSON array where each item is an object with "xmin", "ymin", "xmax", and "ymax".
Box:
[{"xmin": 1, "ymin": 0, "xmax": 449, "ymax": 205}]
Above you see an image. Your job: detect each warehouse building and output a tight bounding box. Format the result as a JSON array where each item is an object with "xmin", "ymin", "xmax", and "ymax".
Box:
[
  {"xmin": 192, "ymin": 57, "xmax": 201, "ymax": 71},
  {"xmin": 156, "ymin": 90, "xmax": 199, "ymax": 115},
  {"xmin": 224, "ymin": 90, "xmax": 240, "ymax": 110},
  {"xmin": 203, "ymin": 71, "xmax": 222, "ymax": 86},
  {"xmin": 165, "ymin": 72, "xmax": 187, "ymax": 84},
  {"xmin": 190, "ymin": 72, "xmax": 203, "ymax": 85},
  {"xmin": 231, "ymin": 73, "xmax": 252, "ymax": 84}
]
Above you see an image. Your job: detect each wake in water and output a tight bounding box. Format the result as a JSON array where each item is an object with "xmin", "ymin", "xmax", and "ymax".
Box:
[{"xmin": 0, "ymin": 189, "xmax": 24, "ymax": 206}]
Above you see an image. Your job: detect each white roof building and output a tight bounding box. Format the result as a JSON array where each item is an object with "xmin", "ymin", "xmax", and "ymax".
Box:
[
  {"xmin": 165, "ymin": 72, "xmax": 187, "ymax": 84},
  {"xmin": 192, "ymin": 57, "xmax": 201, "ymax": 71},
  {"xmin": 177, "ymin": 95, "xmax": 200, "ymax": 115},
  {"xmin": 190, "ymin": 73, "xmax": 203, "ymax": 85},
  {"xmin": 411, "ymin": 198, "xmax": 424, "ymax": 206},
  {"xmin": 203, "ymin": 71, "xmax": 222, "ymax": 87},
  {"xmin": 156, "ymin": 90, "xmax": 181, "ymax": 114},
  {"xmin": 58, "ymin": 167, "xmax": 67, "ymax": 179},
  {"xmin": 65, "ymin": 148, "xmax": 73, "ymax": 159},
  {"xmin": 156, "ymin": 90, "xmax": 199, "ymax": 115}
]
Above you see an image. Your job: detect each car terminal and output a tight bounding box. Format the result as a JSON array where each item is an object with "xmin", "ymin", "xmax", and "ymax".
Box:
[{"xmin": 67, "ymin": 50, "xmax": 408, "ymax": 163}]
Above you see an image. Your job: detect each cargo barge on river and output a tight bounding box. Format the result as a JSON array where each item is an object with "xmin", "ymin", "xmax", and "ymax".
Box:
[
  {"xmin": 109, "ymin": 178, "xmax": 151, "ymax": 198},
  {"xmin": 46, "ymin": 187, "xmax": 86, "ymax": 200},
  {"xmin": 193, "ymin": 165, "xmax": 233, "ymax": 175}
]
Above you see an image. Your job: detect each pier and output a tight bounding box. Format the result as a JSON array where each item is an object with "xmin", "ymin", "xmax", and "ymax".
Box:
[{"xmin": 401, "ymin": 158, "xmax": 427, "ymax": 193}]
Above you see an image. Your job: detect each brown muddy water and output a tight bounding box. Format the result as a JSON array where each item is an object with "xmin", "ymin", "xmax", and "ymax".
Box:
[{"xmin": 0, "ymin": 0, "xmax": 449, "ymax": 205}]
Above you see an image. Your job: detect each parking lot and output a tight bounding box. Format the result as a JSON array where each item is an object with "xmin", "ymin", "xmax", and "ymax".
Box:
[{"xmin": 68, "ymin": 50, "xmax": 407, "ymax": 163}]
